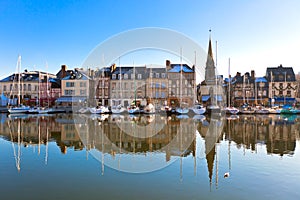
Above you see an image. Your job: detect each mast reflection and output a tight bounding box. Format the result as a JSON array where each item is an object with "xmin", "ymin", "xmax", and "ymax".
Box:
[{"xmin": 0, "ymin": 113, "xmax": 299, "ymax": 177}]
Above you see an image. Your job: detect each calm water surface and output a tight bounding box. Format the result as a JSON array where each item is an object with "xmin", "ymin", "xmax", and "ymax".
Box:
[{"xmin": 0, "ymin": 113, "xmax": 299, "ymax": 200}]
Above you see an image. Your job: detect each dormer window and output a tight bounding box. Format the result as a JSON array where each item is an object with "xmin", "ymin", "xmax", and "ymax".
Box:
[
  {"xmin": 131, "ymin": 73, "xmax": 135, "ymax": 79},
  {"xmin": 119, "ymin": 74, "xmax": 122, "ymax": 80},
  {"xmin": 138, "ymin": 74, "xmax": 142, "ymax": 79},
  {"xmin": 124, "ymin": 74, "xmax": 128, "ymax": 79},
  {"xmin": 112, "ymin": 74, "xmax": 116, "ymax": 79},
  {"xmin": 161, "ymin": 73, "xmax": 166, "ymax": 78},
  {"xmin": 156, "ymin": 73, "xmax": 159, "ymax": 78}
]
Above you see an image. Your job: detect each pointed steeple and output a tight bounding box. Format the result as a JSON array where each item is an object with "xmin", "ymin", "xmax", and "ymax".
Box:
[
  {"xmin": 207, "ymin": 34, "xmax": 214, "ymax": 62},
  {"xmin": 205, "ymin": 30, "xmax": 216, "ymax": 85}
]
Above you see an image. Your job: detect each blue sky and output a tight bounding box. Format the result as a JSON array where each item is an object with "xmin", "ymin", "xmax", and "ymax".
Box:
[{"xmin": 1, "ymin": 0, "xmax": 300, "ymax": 81}]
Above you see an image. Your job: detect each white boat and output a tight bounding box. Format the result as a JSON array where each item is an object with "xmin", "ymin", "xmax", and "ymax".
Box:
[
  {"xmin": 176, "ymin": 106, "xmax": 189, "ymax": 115},
  {"xmin": 143, "ymin": 103, "xmax": 155, "ymax": 114},
  {"xmin": 28, "ymin": 107, "xmax": 50, "ymax": 114},
  {"xmin": 225, "ymin": 106, "xmax": 239, "ymax": 115},
  {"xmin": 191, "ymin": 104, "xmax": 206, "ymax": 115},
  {"xmin": 89, "ymin": 106, "xmax": 109, "ymax": 114},
  {"xmin": 8, "ymin": 105, "xmax": 30, "ymax": 114},
  {"xmin": 127, "ymin": 104, "xmax": 142, "ymax": 114},
  {"xmin": 240, "ymin": 105, "xmax": 256, "ymax": 114},
  {"xmin": 8, "ymin": 56, "xmax": 30, "ymax": 114},
  {"xmin": 267, "ymin": 106, "xmax": 282, "ymax": 114},
  {"xmin": 111, "ymin": 104, "xmax": 127, "ymax": 114},
  {"xmin": 255, "ymin": 106, "xmax": 269, "ymax": 114}
]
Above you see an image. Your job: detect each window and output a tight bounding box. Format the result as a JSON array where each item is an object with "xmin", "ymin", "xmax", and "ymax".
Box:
[
  {"xmin": 161, "ymin": 73, "xmax": 166, "ymax": 78},
  {"xmin": 131, "ymin": 73, "xmax": 135, "ymax": 79},
  {"xmin": 23, "ymin": 84, "xmax": 26, "ymax": 91},
  {"xmin": 28, "ymin": 84, "xmax": 31, "ymax": 91},
  {"xmin": 65, "ymin": 90, "xmax": 75, "ymax": 95},
  {"xmin": 137, "ymin": 74, "xmax": 142, "ymax": 79},
  {"xmin": 80, "ymin": 82, "xmax": 86, "ymax": 87},
  {"xmin": 156, "ymin": 73, "xmax": 159, "ymax": 78},
  {"xmin": 112, "ymin": 74, "xmax": 116, "ymax": 79},
  {"xmin": 119, "ymin": 74, "xmax": 122, "ymax": 80},
  {"xmin": 287, "ymin": 90, "xmax": 291, "ymax": 97},
  {"xmin": 279, "ymin": 75, "xmax": 284, "ymax": 81},
  {"xmin": 124, "ymin": 74, "xmax": 128, "ymax": 79},
  {"xmin": 150, "ymin": 72, "xmax": 153, "ymax": 78},
  {"xmin": 66, "ymin": 82, "xmax": 75, "ymax": 87},
  {"xmin": 3, "ymin": 85, "xmax": 6, "ymax": 91},
  {"xmin": 112, "ymin": 83, "xmax": 116, "ymax": 90},
  {"xmin": 80, "ymin": 89, "xmax": 86, "ymax": 95},
  {"xmin": 35, "ymin": 85, "xmax": 38, "ymax": 91}
]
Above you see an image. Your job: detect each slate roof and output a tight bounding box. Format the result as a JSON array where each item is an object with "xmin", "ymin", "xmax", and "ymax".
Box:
[
  {"xmin": 255, "ymin": 77, "xmax": 268, "ymax": 83},
  {"xmin": 168, "ymin": 64, "xmax": 193, "ymax": 73},
  {"xmin": 62, "ymin": 69, "xmax": 89, "ymax": 80},
  {"xmin": 0, "ymin": 71, "xmax": 56, "ymax": 83},
  {"xmin": 266, "ymin": 65, "xmax": 296, "ymax": 82}
]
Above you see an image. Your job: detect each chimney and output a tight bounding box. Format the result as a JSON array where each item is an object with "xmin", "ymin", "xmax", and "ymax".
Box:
[
  {"xmin": 166, "ymin": 60, "xmax": 171, "ymax": 71},
  {"xmin": 91, "ymin": 69, "xmax": 94, "ymax": 78},
  {"xmin": 251, "ymin": 70, "xmax": 255, "ymax": 79},
  {"xmin": 61, "ymin": 65, "xmax": 67, "ymax": 79}
]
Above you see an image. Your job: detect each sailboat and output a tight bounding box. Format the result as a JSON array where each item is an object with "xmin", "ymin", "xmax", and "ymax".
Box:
[
  {"xmin": 28, "ymin": 70, "xmax": 50, "ymax": 114},
  {"xmin": 191, "ymin": 51, "xmax": 206, "ymax": 115},
  {"xmin": 111, "ymin": 59, "xmax": 126, "ymax": 114},
  {"xmin": 144, "ymin": 67, "xmax": 156, "ymax": 114},
  {"xmin": 127, "ymin": 62, "xmax": 142, "ymax": 114},
  {"xmin": 176, "ymin": 48, "xmax": 189, "ymax": 115},
  {"xmin": 225, "ymin": 58, "xmax": 239, "ymax": 115},
  {"xmin": 8, "ymin": 55, "xmax": 30, "ymax": 114}
]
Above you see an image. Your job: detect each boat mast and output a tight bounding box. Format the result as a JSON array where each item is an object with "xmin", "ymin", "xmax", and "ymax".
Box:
[
  {"xmin": 46, "ymin": 62, "xmax": 50, "ymax": 107},
  {"xmin": 180, "ymin": 47, "xmax": 182, "ymax": 108},
  {"xmin": 134, "ymin": 61, "xmax": 136, "ymax": 106},
  {"xmin": 193, "ymin": 51, "xmax": 197, "ymax": 105},
  {"xmin": 18, "ymin": 55, "xmax": 21, "ymax": 106},
  {"xmin": 271, "ymin": 71, "xmax": 273, "ymax": 107},
  {"xmin": 119, "ymin": 57, "xmax": 122, "ymax": 106},
  {"xmin": 228, "ymin": 58, "xmax": 231, "ymax": 107},
  {"xmin": 284, "ymin": 71, "xmax": 286, "ymax": 105}
]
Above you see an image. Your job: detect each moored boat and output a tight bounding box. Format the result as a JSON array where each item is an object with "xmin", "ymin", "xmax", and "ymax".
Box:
[
  {"xmin": 191, "ymin": 104, "xmax": 206, "ymax": 115},
  {"xmin": 127, "ymin": 104, "xmax": 142, "ymax": 114},
  {"xmin": 111, "ymin": 105, "xmax": 127, "ymax": 114},
  {"xmin": 89, "ymin": 106, "xmax": 110, "ymax": 114},
  {"xmin": 255, "ymin": 106, "xmax": 269, "ymax": 114},
  {"xmin": 143, "ymin": 103, "xmax": 155, "ymax": 114},
  {"xmin": 225, "ymin": 106, "xmax": 239, "ymax": 115}
]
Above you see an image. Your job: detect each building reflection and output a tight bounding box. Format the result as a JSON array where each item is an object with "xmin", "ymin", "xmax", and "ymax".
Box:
[
  {"xmin": 224, "ymin": 115, "xmax": 299, "ymax": 156},
  {"xmin": 0, "ymin": 113, "xmax": 299, "ymax": 177}
]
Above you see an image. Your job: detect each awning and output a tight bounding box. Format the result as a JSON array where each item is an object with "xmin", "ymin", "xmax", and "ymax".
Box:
[
  {"xmin": 269, "ymin": 97, "xmax": 296, "ymax": 102},
  {"xmin": 202, "ymin": 95, "xmax": 210, "ymax": 102},
  {"xmin": 55, "ymin": 96, "xmax": 87, "ymax": 103}
]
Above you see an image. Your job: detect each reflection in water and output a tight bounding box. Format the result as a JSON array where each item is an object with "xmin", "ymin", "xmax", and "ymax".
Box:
[{"xmin": 0, "ymin": 113, "xmax": 299, "ymax": 181}]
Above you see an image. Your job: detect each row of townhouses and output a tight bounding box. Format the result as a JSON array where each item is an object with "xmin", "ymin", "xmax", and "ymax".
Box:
[{"xmin": 0, "ymin": 38, "xmax": 299, "ymax": 108}]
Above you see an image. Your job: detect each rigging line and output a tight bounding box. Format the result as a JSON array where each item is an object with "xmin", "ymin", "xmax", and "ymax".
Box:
[{"xmin": 8, "ymin": 119, "xmax": 20, "ymax": 171}]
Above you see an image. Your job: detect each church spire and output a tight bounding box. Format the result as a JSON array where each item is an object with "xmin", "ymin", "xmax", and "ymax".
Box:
[
  {"xmin": 205, "ymin": 30, "xmax": 216, "ymax": 85},
  {"xmin": 208, "ymin": 30, "xmax": 214, "ymax": 61}
]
